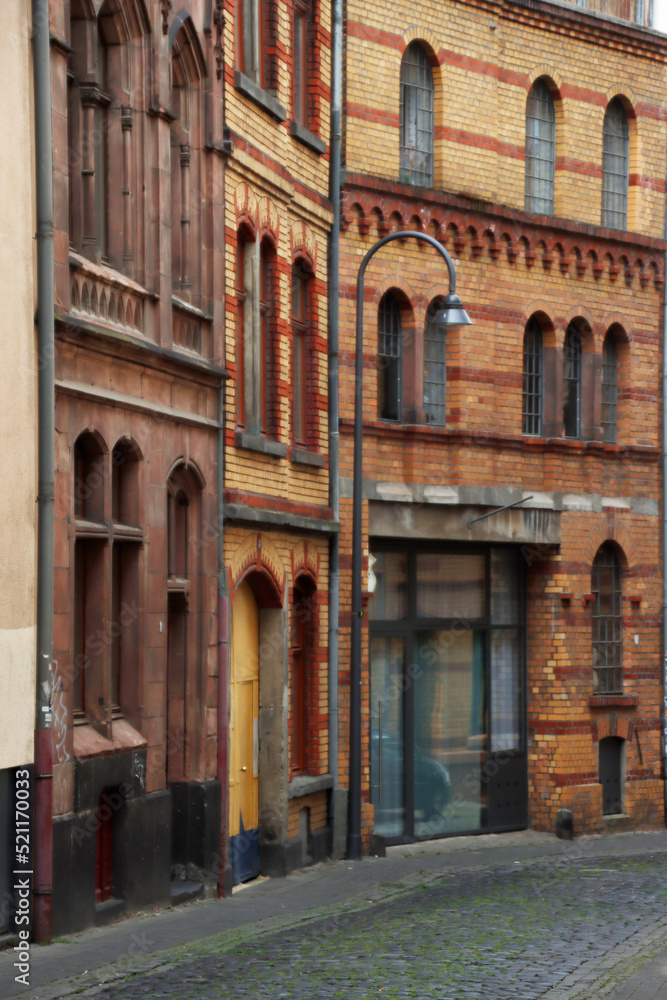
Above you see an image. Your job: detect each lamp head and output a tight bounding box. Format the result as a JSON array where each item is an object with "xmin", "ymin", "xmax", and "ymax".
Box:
[{"xmin": 433, "ymin": 292, "xmax": 472, "ymax": 329}]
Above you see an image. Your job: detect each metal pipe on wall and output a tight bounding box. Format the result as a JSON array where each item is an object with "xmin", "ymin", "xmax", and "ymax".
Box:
[
  {"xmin": 32, "ymin": 0, "xmax": 55, "ymax": 944},
  {"xmin": 328, "ymin": 0, "xmax": 343, "ymax": 853},
  {"xmin": 217, "ymin": 376, "xmax": 230, "ymax": 897},
  {"xmin": 662, "ymin": 178, "xmax": 667, "ymax": 827}
]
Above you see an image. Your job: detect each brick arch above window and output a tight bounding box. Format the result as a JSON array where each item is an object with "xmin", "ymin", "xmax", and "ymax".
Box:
[
  {"xmin": 290, "ymin": 221, "xmax": 318, "ymax": 273},
  {"xmin": 234, "ymin": 182, "xmax": 259, "ymax": 236},
  {"xmin": 583, "ymin": 523, "xmax": 635, "ymax": 572},
  {"xmin": 257, "ymin": 196, "xmax": 280, "ymax": 245},
  {"xmin": 290, "ymin": 538, "xmax": 322, "ymax": 589},
  {"xmin": 229, "ymin": 532, "xmax": 286, "ymax": 608}
]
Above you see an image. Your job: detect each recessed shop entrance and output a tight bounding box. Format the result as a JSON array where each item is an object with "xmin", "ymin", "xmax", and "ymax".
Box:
[{"xmin": 369, "ymin": 544, "xmax": 527, "ymax": 842}]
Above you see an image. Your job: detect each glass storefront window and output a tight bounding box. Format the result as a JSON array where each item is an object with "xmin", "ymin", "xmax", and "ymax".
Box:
[
  {"xmin": 414, "ymin": 629, "xmax": 486, "ymax": 836},
  {"xmin": 370, "ymin": 636, "xmax": 405, "ymax": 838},
  {"xmin": 369, "ymin": 544, "xmax": 526, "ymax": 842},
  {"xmin": 369, "ymin": 551, "xmax": 407, "ymax": 621},
  {"xmin": 416, "ymin": 552, "xmax": 485, "ymax": 619},
  {"xmin": 490, "ymin": 629, "xmax": 522, "ymax": 751},
  {"xmin": 491, "ymin": 548, "xmax": 521, "ymax": 625}
]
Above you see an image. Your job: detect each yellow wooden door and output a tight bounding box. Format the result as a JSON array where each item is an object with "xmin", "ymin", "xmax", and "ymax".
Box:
[{"xmin": 230, "ymin": 580, "xmax": 259, "ymax": 881}]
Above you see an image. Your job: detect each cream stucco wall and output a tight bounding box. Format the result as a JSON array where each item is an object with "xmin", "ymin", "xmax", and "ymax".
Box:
[{"xmin": 0, "ymin": 2, "xmax": 37, "ymax": 770}]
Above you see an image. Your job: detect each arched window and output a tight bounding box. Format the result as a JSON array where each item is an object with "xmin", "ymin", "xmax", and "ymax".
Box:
[
  {"xmin": 291, "ymin": 262, "xmax": 311, "ymax": 443},
  {"xmin": 525, "ymin": 79, "xmax": 555, "ymax": 215},
  {"xmin": 68, "ymin": 0, "xmax": 147, "ymax": 271},
  {"xmin": 424, "ymin": 300, "xmax": 446, "ymax": 426},
  {"xmin": 239, "ymin": 0, "xmax": 266, "ymax": 86},
  {"xmin": 522, "ymin": 318, "xmax": 543, "ymax": 436},
  {"xmin": 592, "ymin": 543, "xmax": 623, "ymax": 695},
  {"xmin": 291, "ymin": 580, "xmax": 315, "ymax": 776},
  {"xmin": 171, "ymin": 19, "xmax": 206, "ymax": 303},
  {"xmin": 602, "ymin": 331, "xmax": 618, "ymax": 444},
  {"xmin": 260, "ymin": 243, "xmax": 273, "ymax": 435},
  {"xmin": 399, "ymin": 43, "xmax": 434, "ymax": 187},
  {"xmin": 72, "ymin": 432, "xmax": 144, "ymax": 726},
  {"xmin": 378, "ymin": 294, "xmax": 401, "ymax": 421},
  {"xmin": 293, "ymin": 0, "xmax": 310, "ymax": 127},
  {"xmin": 602, "ymin": 99, "xmax": 629, "ymax": 230},
  {"xmin": 563, "ymin": 323, "xmax": 582, "ymax": 439},
  {"xmin": 167, "ymin": 467, "xmax": 202, "ymax": 784}
]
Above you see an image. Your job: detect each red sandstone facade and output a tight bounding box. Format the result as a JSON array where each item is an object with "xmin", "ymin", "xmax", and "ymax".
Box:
[{"xmin": 337, "ymin": 0, "xmax": 667, "ymax": 848}]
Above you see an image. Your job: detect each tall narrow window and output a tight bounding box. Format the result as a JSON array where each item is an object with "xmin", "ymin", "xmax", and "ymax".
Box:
[
  {"xmin": 236, "ymin": 235, "xmax": 247, "ymax": 426},
  {"xmin": 260, "ymin": 244, "xmax": 272, "ymax": 435},
  {"xmin": 399, "ymin": 43, "xmax": 434, "ymax": 187},
  {"xmin": 378, "ymin": 294, "xmax": 401, "ymax": 421},
  {"xmin": 602, "ymin": 99, "xmax": 629, "ymax": 231},
  {"xmin": 525, "ymin": 79, "xmax": 555, "ymax": 215},
  {"xmin": 602, "ymin": 332, "xmax": 618, "ymax": 444},
  {"xmin": 292, "ymin": 266, "xmax": 308, "ymax": 443},
  {"xmin": 424, "ymin": 300, "xmax": 446, "ymax": 426},
  {"xmin": 291, "ymin": 584, "xmax": 311, "ymax": 776},
  {"xmin": 563, "ymin": 324, "xmax": 582, "ymax": 439},
  {"xmin": 167, "ymin": 471, "xmax": 200, "ymax": 785},
  {"xmin": 592, "ymin": 544, "xmax": 623, "ymax": 695},
  {"xmin": 239, "ymin": 0, "xmax": 264, "ymax": 86},
  {"xmin": 171, "ymin": 21, "xmax": 205, "ymax": 304},
  {"xmin": 69, "ymin": 1, "xmax": 146, "ymax": 272},
  {"xmin": 522, "ymin": 319, "xmax": 543, "ymax": 436},
  {"xmin": 293, "ymin": 1, "xmax": 309, "ymax": 127}
]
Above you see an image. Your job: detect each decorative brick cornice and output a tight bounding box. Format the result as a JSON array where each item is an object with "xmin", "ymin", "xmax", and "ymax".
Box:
[{"xmin": 342, "ymin": 173, "xmax": 666, "ymax": 289}]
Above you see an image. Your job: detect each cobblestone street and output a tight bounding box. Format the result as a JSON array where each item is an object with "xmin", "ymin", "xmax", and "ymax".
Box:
[{"xmin": 27, "ymin": 840, "xmax": 667, "ymax": 1000}]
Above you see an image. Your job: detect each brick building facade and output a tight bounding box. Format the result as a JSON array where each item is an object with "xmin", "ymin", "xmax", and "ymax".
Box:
[
  {"xmin": 43, "ymin": 0, "xmax": 333, "ymax": 935},
  {"xmin": 337, "ymin": 0, "xmax": 667, "ymax": 849},
  {"xmin": 222, "ymin": 0, "xmax": 334, "ymax": 882}
]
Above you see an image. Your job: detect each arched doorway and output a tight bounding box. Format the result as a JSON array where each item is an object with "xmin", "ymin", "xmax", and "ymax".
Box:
[{"xmin": 230, "ymin": 579, "xmax": 260, "ymax": 883}]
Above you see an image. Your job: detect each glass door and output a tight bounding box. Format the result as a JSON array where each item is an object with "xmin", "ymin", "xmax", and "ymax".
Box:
[{"xmin": 369, "ymin": 544, "xmax": 527, "ymax": 842}]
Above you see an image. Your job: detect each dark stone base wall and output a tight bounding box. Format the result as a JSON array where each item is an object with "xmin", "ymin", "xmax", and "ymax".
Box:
[
  {"xmin": 259, "ymin": 825, "xmax": 330, "ymax": 878},
  {"xmin": 170, "ymin": 779, "xmax": 222, "ymax": 885},
  {"xmin": 52, "ymin": 759, "xmax": 224, "ymax": 936},
  {"xmin": 53, "ymin": 748, "xmax": 171, "ymax": 937}
]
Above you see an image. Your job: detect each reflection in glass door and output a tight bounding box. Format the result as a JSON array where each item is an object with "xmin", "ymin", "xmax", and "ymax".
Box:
[
  {"xmin": 413, "ymin": 629, "xmax": 486, "ymax": 837},
  {"xmin": 370, "ymin": 636, "xmax": 405, "ymax": 838},
  {"xmin": 369, "ymin": 544, "xmax": 526, "ymax": 842}
]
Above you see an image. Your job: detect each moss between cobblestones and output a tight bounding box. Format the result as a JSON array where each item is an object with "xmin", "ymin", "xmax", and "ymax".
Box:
[{"xmin": 42, "ymin": 856, "xmax": 667, "ymax": 1000}]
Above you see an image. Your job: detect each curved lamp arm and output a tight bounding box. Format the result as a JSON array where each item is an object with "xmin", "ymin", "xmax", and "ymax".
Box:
[
  {"xmin": 357, "ymin": 230, "xmax": 458, "ymax": 296},
  {"xmin": 347, "ymin": 230, "xmax": 470, "ymax": 862}
]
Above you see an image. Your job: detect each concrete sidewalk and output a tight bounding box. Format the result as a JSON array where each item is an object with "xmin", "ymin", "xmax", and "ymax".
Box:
[{"xmin": 3, "ymin": 829, "xmax": 667, "ymax": 999}]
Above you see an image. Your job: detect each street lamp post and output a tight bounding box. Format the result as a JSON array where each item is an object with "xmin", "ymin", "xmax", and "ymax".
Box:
[{"xmin": 347, "ymin": 231, "xmax": 472, "ymax": 861}]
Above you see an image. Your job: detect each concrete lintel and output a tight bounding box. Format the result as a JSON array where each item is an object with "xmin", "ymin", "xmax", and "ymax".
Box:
[
  {"xmin": 225, "ymin": 502, "xmax": 339, "ymax": 534},
  {"xmin": 369, "ymin": 501, "xmax": 561, "ymax": 546},
  {"xmin": 601, "ymin": 496, "xmax": 632, "ymax": 511},
  {"xmin": 561, "ymin": 493, "xmax": 600, "ymax": 512},
  {"xmin": 631, "ymin": 497, "xmax": 659, "ymax": 516}
]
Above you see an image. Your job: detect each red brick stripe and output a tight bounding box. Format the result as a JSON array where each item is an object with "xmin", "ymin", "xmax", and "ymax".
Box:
[{"xmin": 345, "ymin": 102, "xmax": 399, "ymax": 127}]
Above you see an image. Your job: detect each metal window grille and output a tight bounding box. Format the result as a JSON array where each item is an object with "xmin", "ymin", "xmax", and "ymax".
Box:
[
  {"xmin": 563, "ymin": 324, "xmax": 582, "ymax": 438},
  {"xmin": 602, "ymin": 99, "xmax": 629, "ymax": 230},
  {"xmin": 400, "ymin": 44, "xmax": 434, "ymax": 187},
  {"xmin": 602, "ymin": 333, "xmax": 618, "ymax": 444},
  {"xmin": 525, "ymin": 79, "xmax": 555, "ymax": 215},
  {"xmin": 592, "ymin": 544, "xmax": 623, "ymax": 695},
  {"xmin": 378, "ymin": 294, "xmax": 401, "ymax": 421},
  {"xmin": 424, "ymin": 301, "xmax": 446, "ymax": 426},
  {"xmin": 522, "ymin": 319, "xmax": 543, "ymax": 436}
]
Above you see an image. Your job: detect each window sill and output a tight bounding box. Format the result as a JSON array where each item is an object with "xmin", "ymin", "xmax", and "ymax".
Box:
[
  {"xmin": 235, "ymin": 429, "xmax": 288, "ymax": 458},
  {"xmin": 288, "ymin": 773, "xmax": 333, "ymax": 799},
  {"xmin": 589, "ymin": 694, "xmax": 637, "ymax": 709},
  {"xmin": 290, "ymin": 446, "xmax": 326, "ymax": 468},
  {"xmin": 289, "ymin": 120, "xmax": 326, "ymax": 155},
  {"xmin": 234, "ymin": 70, "xmax": 286, "ymax": 122}
]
